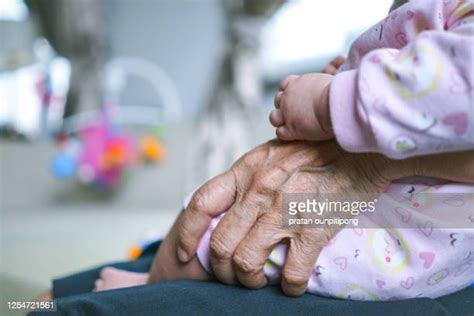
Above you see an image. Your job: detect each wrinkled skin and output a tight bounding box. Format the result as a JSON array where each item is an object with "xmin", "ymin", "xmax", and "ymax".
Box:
[{"xmin": 174, "ymin": 139, "xmax": 474, "ymax": 296}]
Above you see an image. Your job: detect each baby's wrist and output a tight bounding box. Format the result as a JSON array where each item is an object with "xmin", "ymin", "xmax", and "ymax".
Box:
[{"xmin": 315, "ymin": 82, "xmax": 334, "ymax": 137}]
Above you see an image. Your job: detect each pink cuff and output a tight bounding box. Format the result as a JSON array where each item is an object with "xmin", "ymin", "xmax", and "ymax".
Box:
[{"xmin": 329, "ymin": 70, "xmax": 377, "ymax": 153}]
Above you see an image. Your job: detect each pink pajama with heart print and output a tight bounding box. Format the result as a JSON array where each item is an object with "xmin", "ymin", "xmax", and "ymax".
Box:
[
  {"xmin": 193, "ymin": 0, "xmax": 474, "ymax": 301},
  {"xmin": 193, "ymin": 182, "xmax": 473, "ymax": 300}
]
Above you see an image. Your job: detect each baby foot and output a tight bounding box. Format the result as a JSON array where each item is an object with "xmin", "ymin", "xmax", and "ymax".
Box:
[
  {"xmin": 270, "ymin": 73, "xmax": 334, "ymax": 141},
  {"xmin": 94, "ymin": 267, "xmax": 149, "ymax": 292}
]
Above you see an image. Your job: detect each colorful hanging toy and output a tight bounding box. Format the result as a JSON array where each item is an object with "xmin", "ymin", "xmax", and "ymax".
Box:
[
  {"xmin": 51, "ymin": 105, "xmax": 166, "ymax": 191},
  {"xmin": 140, "ymin": 135, "xmax": 166, "ymax": 162},
  {"xmin": 50, "ymin": 57, "xmax": 182, "ymax": 191}
]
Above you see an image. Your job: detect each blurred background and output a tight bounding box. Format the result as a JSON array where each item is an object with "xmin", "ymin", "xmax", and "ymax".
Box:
[{"xmin": 0, "ymin": 0, "xmax": 392, "ymax": 313}]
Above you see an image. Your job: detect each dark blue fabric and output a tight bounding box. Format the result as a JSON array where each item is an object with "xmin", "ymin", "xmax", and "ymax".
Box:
[
  {"xmin": 31, "ymin": 241, "xmax": 474, "ymax": 316},
  {"xmin": 51, "ymin": 241, "xmax": 161, "ymax": 299}
]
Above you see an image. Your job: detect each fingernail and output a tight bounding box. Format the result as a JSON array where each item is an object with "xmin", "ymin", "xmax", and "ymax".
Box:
[{"xmin": 177, "ymin": 246, "xmax": 189, "ymax": 262}]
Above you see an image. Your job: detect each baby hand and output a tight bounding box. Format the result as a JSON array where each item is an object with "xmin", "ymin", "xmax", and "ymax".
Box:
[{"xmin": 270, "ymin": 73, "xmax": 334, "ymax": 141}]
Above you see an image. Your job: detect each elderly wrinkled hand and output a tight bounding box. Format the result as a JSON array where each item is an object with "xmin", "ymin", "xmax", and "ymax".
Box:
[
  {"xmin": 175, "ymin": 138, "xmax": 474, "ymax": 296},
  {"xmin": 174, "ymin": 140, "xmax": 402, "ymax": 296}
]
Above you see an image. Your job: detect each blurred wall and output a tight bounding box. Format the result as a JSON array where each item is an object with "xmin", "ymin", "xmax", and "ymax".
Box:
[
  {"xmin": 0, "ymin": 1, "xmax": 275, "ymax": 213},
  {"xmin": 105, "ymin": 0, "xmax": 225, "ymax": 117},
  {"xmin": 0, "ymin": 19, "xmax": 36, "ymax": 65},
  {"xmin": 0, "ymin": 0, "xmax": 228, "ymax": 211}
]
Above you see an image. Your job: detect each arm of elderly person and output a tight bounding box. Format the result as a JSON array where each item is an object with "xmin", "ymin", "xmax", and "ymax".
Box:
[{"xmin": 174, "ymin": 140, "xmax": 474, "ymax": 296}]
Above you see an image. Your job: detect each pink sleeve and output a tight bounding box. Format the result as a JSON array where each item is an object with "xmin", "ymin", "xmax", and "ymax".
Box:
[{"xmin": 330, "ymin": 0, "xmax": 474, "ymax": 159}]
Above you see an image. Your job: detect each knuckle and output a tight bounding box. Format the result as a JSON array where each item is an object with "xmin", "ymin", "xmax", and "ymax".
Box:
[
  {"xmin": 241, "ymin": 154, "xmax": 254, "ymax": 168},
  {"xmin": 210, "ymin": 234, "xmax": 233, "ymax": 260},
  {"xmin": 190, "ymin": 189, "xmax": 208, "ymax": 213},
  {"xmin": 282, "ymin": 271, "xmax": 308, "ymax": 288},
  {"xmin": 253, "ymin": 166, "xmax": 289, "ymax": 191},
  {"xmin": 233, "ymin": 252, "xmax": 259, "ymax": 274},
  {"xmin": 252, "ymin": 171, "xmax": 268, "ymax": 188},
  {"xmin": 258, "ymin": 211, "xmax": 283, "ymax": 228},
  {"xmin": 244, "ymin": 192, "xmax": 268, "ymax": 215},
  {"xmin": 235, "ymin": 209, "xmax": 257, "ymax": 227},
  {"xmin": 238, "ymin": 150, "xmax": 263, "ymax": 169}
]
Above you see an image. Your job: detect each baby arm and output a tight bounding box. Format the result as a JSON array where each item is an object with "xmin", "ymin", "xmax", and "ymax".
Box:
[
  {"xmin": 330, "ymin": 0, "xmax": 474, "ymax": 158},
  {"xmin": 271, "ymin": 0, "xmax": 474, "ymax": 155}
]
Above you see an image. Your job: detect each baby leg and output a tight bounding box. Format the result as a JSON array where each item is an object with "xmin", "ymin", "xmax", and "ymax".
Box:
[{"xmin": 94, "ymin": 267, "xmax": 149, "ymax": 292}]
